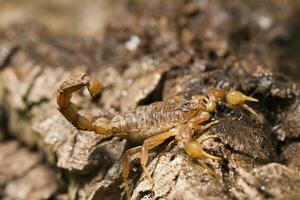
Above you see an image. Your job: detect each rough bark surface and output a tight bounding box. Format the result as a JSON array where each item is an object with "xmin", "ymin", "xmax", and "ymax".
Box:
[{"xmin": 0, "ymin": 0, "xmax": 300, "ymax": 200}]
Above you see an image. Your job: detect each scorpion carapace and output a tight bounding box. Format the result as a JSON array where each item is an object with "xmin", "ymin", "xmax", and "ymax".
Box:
[{"xmin": 57, "ymin": 73, "xmax": 260, "ymax": 199}]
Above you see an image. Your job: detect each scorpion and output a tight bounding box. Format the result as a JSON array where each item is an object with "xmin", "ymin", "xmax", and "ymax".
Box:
[{"xmin": 57, "ymin": 73, "xmax": 259, "ymax": 198}]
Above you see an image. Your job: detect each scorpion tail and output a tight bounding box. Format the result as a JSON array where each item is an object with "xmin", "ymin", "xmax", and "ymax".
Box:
[{"xmin": 57, "ymin": 73, "xmax": 101, "ymax": 131}]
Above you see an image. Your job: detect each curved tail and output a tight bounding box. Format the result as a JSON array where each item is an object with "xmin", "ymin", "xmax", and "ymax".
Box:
[{"xmin": 57, "ymin": 73, "xmax": 101, "ymax": 130}]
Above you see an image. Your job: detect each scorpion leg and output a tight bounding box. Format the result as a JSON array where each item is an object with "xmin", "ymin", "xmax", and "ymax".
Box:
[
  {"xmin": 122, "ymin": 129, "xmax": 179, "ymax": 198},
  {"xmin": 122, "ymin": 146, "xmax": 142, "ymax": 199},
  {"xmin": 140, "ymin": 130, "xmax": 178, "ymax": 187}
]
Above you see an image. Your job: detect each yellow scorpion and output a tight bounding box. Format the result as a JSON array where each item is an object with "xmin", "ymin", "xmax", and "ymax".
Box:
[{"xmin": 57, "ymin": 73, "xmax": 259, "ymax": 198}]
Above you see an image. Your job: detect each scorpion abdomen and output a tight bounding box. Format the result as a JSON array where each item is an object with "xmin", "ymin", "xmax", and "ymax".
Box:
[{"xmin": 111, "ymin": 101, "xmax": 199, "ymax": 135}]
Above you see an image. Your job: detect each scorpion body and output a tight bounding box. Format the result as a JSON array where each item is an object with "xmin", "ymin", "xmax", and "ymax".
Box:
[
  {"xmin": 57, "ymin": 73, "xmax": 260, "ymax": 199},
  {"xmin": 112, "ymin": 100, "xmax": 205, "ymax": 143}
]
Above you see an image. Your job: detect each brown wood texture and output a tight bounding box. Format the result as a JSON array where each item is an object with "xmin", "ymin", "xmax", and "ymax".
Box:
[{"xmin": 0, "ymin": 0, "xmax": 300, "ymax": 199}]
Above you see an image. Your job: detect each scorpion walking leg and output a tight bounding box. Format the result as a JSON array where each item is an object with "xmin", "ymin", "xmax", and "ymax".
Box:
[
  {"xmin": 122, "ymin": 146, "xmax": 142, "ymax": 199},
  {"xmin": 57, "ymin": 73, "xmax": 101, "ymax": 131},
  {"xmin": 122, "ymin": 130, "xmax": 177, "ymax": 198},
  {"xmin": 140, "ymin": 130, "xmax": 177, "ymax": 186}
]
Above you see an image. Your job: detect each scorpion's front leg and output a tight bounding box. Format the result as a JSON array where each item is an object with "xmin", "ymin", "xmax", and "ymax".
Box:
[{"xmin": 57, "ymin": 73, "xmax": 114, "ymax": 135}]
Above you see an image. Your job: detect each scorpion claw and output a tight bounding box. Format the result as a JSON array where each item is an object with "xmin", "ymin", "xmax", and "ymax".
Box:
[{"xmin": 226, "ymin": 90, "xmax": 258, "ymax": 105}]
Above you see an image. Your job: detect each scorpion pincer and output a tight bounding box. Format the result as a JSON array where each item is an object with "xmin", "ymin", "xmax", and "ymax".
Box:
[{"xmin": 57, "ymin": 73, "xmax": 259, "ymax": 198}]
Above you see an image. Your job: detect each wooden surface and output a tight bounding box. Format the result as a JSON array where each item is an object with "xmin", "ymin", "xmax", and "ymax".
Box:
[{"xmin": 0, "ymin": 0, "xmax": 300, "ymax": 199}]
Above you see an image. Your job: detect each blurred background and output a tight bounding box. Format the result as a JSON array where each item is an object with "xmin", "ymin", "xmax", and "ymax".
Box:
[
  {"xmin": 0, "ymin": 0, "xmax": 299, "ymax": 79},
  {"xmin": 0, "ymin": 1, "xmax": 300, "ymax": 199},
  {"xmin": 0, "ymin": 0, "xmax": 119, "ymax": 36}
]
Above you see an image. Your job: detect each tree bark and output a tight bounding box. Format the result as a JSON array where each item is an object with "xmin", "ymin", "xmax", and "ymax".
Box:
[{"xmin": 0, "ymin": 0, "xmax": 300, "ymax": 200}]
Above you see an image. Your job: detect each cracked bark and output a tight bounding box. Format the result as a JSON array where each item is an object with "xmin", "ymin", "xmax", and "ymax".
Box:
[
  {"xmin": 0, "ymin": 141, "xmax": 61, "ymax": 200},
  {"xmin": 0, "ymin": 0, "xmax": 300, "ymax": 200}
]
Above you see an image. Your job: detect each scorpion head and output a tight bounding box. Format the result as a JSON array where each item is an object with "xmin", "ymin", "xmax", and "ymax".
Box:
[
  {"xmin": 190, "ymin": 95, "xmax": 207, "ymax": 110},
  {"xmin": 192, "ymin": 88, "xmax": 259, "ymax": 113}
]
